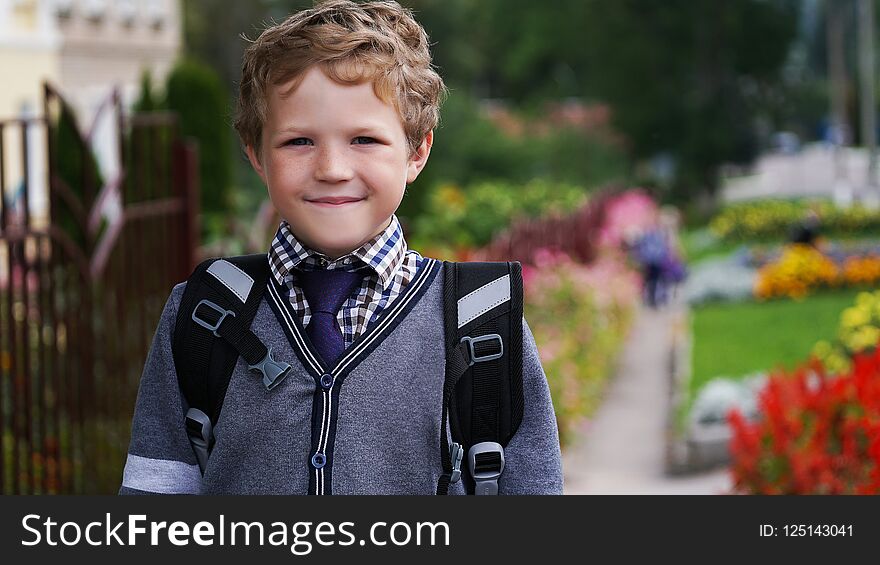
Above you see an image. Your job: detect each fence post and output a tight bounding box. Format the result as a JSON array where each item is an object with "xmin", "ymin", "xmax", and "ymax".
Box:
[{"xmin": 174, "ymin": 138, "xmax": 200, "ymax": 278}]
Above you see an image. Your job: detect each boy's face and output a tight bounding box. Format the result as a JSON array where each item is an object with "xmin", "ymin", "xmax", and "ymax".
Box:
[{"xmin": 246, "ymin": 66, "xmax": 432, "ymax": 259}]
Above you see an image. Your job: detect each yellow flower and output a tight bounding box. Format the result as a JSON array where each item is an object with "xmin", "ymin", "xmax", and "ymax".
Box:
[
  {"xmin": 825, "ymin": 352, "xmax": 851, "ymax": 375},
  {"xmin": 811, "ymin": 340, "xmax": 831, "ymax": 358},
  {"xmin": 840, "ymin": 306, "xmax": 871, "ymax": 329},
  {"xmin": 435, "ymin": 184, "xmax": 466, "ymax": 213},
  {"xmin": 753, "ymin": 244, "xmax": 840, "ymax": 299}
]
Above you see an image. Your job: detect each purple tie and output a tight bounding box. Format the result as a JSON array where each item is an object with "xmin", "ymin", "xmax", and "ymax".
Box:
[{"xmin": 296, "ymin": 268, "xmax": 366, "ymax": 367}]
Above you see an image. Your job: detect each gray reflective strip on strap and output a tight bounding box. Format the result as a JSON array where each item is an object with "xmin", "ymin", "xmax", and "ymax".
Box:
[
  {"xmin": 207, "ymin": 259, "xmax": 255, "ymax": 303},
  {"xmin": 457, "ymin": 274, "xmax": 510, "ymax": 329},
  {"xmin": 121, "ymin": 454, "xmax": 203, "ymax": 494}
]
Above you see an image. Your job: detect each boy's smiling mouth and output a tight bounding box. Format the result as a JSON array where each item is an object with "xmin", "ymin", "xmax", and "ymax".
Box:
[{"xmin": 306, "ymin": 196, "xmax": 365, "ymax": 207}]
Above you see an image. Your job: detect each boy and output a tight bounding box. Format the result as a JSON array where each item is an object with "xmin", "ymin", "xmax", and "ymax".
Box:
[{"xmin": 120, "ymin": 0, "xmax": 563, "ymax": 495}]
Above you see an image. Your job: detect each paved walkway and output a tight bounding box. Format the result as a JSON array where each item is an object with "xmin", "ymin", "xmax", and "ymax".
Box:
[{"xmin": 562, "ymin": 302, "xmax": 732, "ymax": 495}]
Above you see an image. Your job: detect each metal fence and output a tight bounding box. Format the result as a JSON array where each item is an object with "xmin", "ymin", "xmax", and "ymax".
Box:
[{"xmin": 0, "ymin": 84, "xmax": 199, "ymax": 494}]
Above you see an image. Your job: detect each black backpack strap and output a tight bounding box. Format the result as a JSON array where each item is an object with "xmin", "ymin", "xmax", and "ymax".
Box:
[
  {"xmin": 172, "ymin": 254, "xmax": 288, "ymax": 473},
  {"xmin": 436, "ymin": 261, "xmax": 524, "ymax": 495}
]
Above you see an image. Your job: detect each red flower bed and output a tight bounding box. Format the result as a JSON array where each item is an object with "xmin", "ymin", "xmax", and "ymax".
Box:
[{"xmin": 729, "ymin": 347, "xmax": 880, "ymax": 494}]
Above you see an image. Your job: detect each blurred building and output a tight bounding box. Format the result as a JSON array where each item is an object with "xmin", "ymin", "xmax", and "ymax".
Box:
[
  {"xmin": 1, "ymin": 0, "xmax": 181, "ymax": 117},
  {"xmin": 56, "ymin": 0, "xmax": 181, "ymax": 116},
  {"xmin": 0, "ymin": 0, "xmax": 181, "ymax": 225}
]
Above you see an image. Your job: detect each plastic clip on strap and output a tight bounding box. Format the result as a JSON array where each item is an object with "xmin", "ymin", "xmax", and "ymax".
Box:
[
  {"xmin": 436, "ymin": 340, "xmax": 470, "ymax": 495},
  {"xmin": 468, "ymin": 441, "xmax": 505, "ymax": 495},
  {"xmin": 248, "ymin": 346, "xmax": 290, "ymax": 390},
  {"xmin": 185, "ymin": 408, "xmax": 213, "ymax": 474},
  {"xmin": 449, "ymin": 442, "xmax": 464, "ymax": 484},
  {"xmin": 192, "ymin": 299, "xmax": 292, "ymax": 391}
]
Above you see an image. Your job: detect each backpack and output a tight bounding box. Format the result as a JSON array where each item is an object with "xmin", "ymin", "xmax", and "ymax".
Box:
[{"xmin": 172, "ymin": 254, "xmax": 524, "ymax": 495}]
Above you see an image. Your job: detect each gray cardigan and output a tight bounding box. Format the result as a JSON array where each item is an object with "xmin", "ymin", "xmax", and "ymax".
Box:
[{"xmin": 120, "ymin": 260, "xmax": 563, "ymax": 495}]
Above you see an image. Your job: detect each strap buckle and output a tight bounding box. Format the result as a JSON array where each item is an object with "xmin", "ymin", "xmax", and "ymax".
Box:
[
  {"xmin": 460, "ymin": 334, "xmax": 504, "ymax": 367},
  {"xmin": 468, "ymin": 441, "xmax": 505, "ymax": 495},
  {"xmin": 249, "ymin": 345, "xmax": 292, "ymax": 391},
  {"xmin": 192, "ymin": 299, "xmax": 236, "ymax": 337},
  {"xmin": 449, "ymin": 442, "xmax": 464, "ymax": 484},
  {"xmin": 185, "ymin": 408, "xmax": 213, "ymax": 475}
]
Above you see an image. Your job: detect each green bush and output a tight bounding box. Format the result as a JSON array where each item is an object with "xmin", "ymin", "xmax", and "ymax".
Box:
[
  {"xmin": 410, "ymin": 179, "xmax": 589, "ymax": 250},
  {"xmin": 402, "ymin": 91, "xmax": 629, "ymax": 225},
  {"xmin": 403, "ymin": 92, "xmax": 528, "ymax": 222},
  {"xmin": 710, "ymin": 199, "xmax": 880, "ymax": 243},
  {"xmin": 529, "ymin": 125, "xmax": 628, "ymax": 188},
  {"xmin": 133, "ymin": 70, "xmax": 159, "ymax": 113},
  {"xmin": 164, "ymin": 58, "xmax": 232, "ymax": 217},
  {"xmin": 53, "ymin": 100, "xmax": 105, "ymax": 250}
]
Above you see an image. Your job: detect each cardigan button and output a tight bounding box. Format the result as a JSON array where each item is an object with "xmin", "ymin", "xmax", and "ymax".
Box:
[
  {"xmin": 320, "ymin": 373, "xmax": 334, "ymax": 390},
  {"xmin": 311, "ymin": 452, "xmax": 327, "ymax": 469}
]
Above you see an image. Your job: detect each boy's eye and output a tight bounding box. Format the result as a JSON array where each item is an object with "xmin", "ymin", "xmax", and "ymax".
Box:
[
  {"xmin": 352, "ymin": 136, "xmax": 377, "ymax": 145},
  {"xmin": 286, "ymin": 138, "xmax": 313, "ymax": 146}
]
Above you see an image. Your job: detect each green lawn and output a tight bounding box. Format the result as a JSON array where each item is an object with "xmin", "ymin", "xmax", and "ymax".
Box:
[
  {"xmin": 689, "ymin": 287, "xmax": 865, "ymax": 400},
  {"xmin": 680, "ymin": 228, "xmax": 745, "ymax": 265}
]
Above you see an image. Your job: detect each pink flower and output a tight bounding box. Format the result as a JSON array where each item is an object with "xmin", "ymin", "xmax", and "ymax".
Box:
[
  {"xmin": 598, "ymin": 189, "xmax": 659, "ymax": 249},
  {"xmin": 521, "ymin": 264, "xmax": 537, "ymax": 290}
]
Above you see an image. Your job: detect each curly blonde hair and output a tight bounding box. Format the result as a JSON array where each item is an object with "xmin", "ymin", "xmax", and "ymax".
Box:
[{"xmin": 235, "ymin": 0, "xmax": 446, "ymax": 156}]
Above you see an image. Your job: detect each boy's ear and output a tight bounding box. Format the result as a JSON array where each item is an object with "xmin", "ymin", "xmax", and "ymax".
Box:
[
  {"xmin": 245, "ymin": 144, "xmax": 268, "ymax": 185},
  {"xmin": 406, "ymin": 130, "xmax": 433, "ymax": 184}
]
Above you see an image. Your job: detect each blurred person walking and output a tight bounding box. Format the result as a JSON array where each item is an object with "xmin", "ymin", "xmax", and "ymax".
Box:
[
  {"xmin": 634, "ymin": 226, "xmax": 668, "ymax": 308},
  {"xmin": 632, "ymin": 207, "xmax": 686, "ymax": 308}
]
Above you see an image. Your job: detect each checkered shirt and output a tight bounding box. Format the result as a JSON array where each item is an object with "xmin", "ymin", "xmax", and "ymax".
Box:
[{"xmin": 267, "ymin": 215, "xmax": 422, "ymax": 347}]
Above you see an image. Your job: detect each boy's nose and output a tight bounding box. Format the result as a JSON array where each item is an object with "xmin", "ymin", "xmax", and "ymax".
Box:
[{"xmin": 314, "ymin": 144, "xmax": 354, "ymax": 183}]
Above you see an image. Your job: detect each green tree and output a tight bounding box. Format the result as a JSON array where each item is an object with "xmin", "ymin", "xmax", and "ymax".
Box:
[
  {"xmin": 52, "ymin": 100, "xmax": 105, "ymax": 251},
  {"xmin": 164, "ymin": 58, "xmax": 232, "ymax": 216},
  {"xmin": 133, "ymin": 70, "xmax": 159, "ymax": 113},
  {"xmin": 577, "ymin": 0, "xmax": 800, "ymax": 202},
  {"xmin": 404, "ymin": 0, "xmax": 800, "ymax": 205}
]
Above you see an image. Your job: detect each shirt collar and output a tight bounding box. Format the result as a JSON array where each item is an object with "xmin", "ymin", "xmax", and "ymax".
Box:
[{"xmin": 268, "ymin": 214, "xmax": 407, "ymax": 292}]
